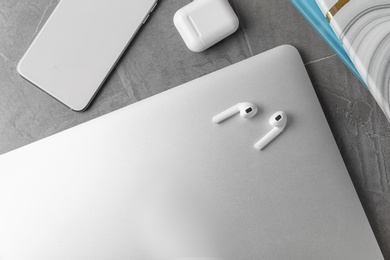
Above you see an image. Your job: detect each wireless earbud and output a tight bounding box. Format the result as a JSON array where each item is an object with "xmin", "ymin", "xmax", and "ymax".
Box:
[
  {"xmin": 254, "ymin": 111, "xmax": 287, "ymax": 150},
  {"xmin": 213, "ymin": 102, "xmax": 258, "ymax": 124}
]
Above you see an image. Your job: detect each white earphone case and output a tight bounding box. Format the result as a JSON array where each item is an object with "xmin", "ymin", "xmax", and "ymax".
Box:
[{"xmin": 174, "ymin": 0, "xmax": 239, "ymax": 52}]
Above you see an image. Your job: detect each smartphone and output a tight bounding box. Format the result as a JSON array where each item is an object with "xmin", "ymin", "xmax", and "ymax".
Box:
[{"xmin": 18, "ymin": 0, "xmax": 158, "ymax": 111}]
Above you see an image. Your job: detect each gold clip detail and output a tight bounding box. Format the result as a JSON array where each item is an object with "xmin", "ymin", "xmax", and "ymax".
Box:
[{"xmin": 326, "ymin": 0, "xmax": 350, "ymax": 21}]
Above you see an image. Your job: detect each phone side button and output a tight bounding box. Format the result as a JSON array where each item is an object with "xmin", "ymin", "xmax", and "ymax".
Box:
[
  {"xmin": 143, "ymin": 14, "xmax": 150, "ymax": 24},
  {"xmin": 150, "ymin": 2, "xmax": 157, "ymax": 13}
]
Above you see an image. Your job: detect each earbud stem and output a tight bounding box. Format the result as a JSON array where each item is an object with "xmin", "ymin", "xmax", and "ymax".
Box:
[
  {"xmin": 254, "ymin": 127, "xmax": 283, "ymax": 150},
  {"xmin": 212, "ymin": 105, "xmax": 239, "ymax": 124}
]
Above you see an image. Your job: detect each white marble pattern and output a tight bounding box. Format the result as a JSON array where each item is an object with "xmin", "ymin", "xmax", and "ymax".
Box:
[{"xmin": 317, "ymin": 0, "xmax": 390, "ymax": 120}]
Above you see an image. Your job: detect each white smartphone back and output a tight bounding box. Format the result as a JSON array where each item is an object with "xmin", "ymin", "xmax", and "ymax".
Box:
[{"xmin": 18, "ymin": 0, "xmax": 157, "ymax": 111}]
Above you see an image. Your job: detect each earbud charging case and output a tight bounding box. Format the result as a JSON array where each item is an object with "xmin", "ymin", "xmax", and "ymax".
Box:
[{"xmin": 174, "ymin": 0, "xmax": 239, "ymax": 52}]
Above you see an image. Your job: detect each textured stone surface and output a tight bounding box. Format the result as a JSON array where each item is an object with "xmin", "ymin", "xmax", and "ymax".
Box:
[{"xmin": 0, "ymin": 0, "xmax": 390, "ymax": 258}]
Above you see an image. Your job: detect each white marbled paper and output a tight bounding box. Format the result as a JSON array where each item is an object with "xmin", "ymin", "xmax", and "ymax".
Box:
[{"xmin": 316, "ymin": 0, "xmax": 390, "ymax": 120}]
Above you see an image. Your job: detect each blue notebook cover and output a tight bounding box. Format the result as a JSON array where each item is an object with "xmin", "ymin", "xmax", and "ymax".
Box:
[{"xmin": 290, "ymin": 0, "xmax": 366, "ymax": 87}]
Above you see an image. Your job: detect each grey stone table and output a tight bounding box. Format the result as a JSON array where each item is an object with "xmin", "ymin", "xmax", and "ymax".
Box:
[{"xmin": 1, "ymin": 0, "xmax": 390, "ymax": 258}]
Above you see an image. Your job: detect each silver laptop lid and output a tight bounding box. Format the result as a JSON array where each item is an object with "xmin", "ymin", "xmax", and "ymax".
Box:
[{"xmin": 0, "ymin": 45, "xmax": 383, "ymax": 259}]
